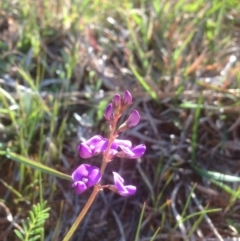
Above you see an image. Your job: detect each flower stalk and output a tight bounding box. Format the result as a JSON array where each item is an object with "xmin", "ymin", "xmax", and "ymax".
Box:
[
  {"xmin": 63, "ymin": 90, "xmax": 146, "ymax": 240},
  {"xmin": 62, "ymin": 185, "xmax": 99, "ymax": 241},
  {"xmin": 63, "ymin": 104, "xmax": 119, "ymax": 241}
]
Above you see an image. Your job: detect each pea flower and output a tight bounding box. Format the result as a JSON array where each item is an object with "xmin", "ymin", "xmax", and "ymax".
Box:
[
  {"xmin": 109, "ymin": 172, "xmax": 136, "ymax": 196},
  {"xmin": 72, "ymin": 164, "xmax": 101, "ymax": 194},
  {"xmin": 78, "ymin": 135, "xmax": 145, "ymax": 160},
  {"xmin": 78, "ymin": 135, "xmax": 132, "ymax": 159},
  {"xmin": 116, "ymin": 144, "xmax": 146, "ymax": 159},
  {"xmin": 78, "ymin": 135, "xmax": 104, "ymax": 158}
]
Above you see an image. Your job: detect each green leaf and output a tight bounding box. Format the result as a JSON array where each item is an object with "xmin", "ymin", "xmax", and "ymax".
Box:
[
  {"xmin": 6, "ymin": 150, "xmax": 72, "ymax": 181},
  {"xmin": 15, "ymin": 201, "xmax": 50, "ymax": 241},
  {"xmin": 14, "ymin": 230, "xmax": 24, "ymax": 240},
  {"xmin": 29, "ymin": 235, "xmax": 41, "ymax": 241}
]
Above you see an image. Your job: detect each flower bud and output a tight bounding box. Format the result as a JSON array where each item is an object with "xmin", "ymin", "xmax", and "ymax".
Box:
[
  {"xmin": 104, "ymin": 103, "xmax": 113, "ymax": 121},
  {"xmin": 112, "ymin": 94, "xmax": 121, "ymax": 108},
  {"xmin": 126, "ymin": 110, "xmax": 140, "ymax": 128},
  {"xmin": 117, "ymin": 110, "xmax": 140, "ymax": 132},
  {"xmin": 122, "ymin": 90, "xmax": 132, "ymax": 106}
]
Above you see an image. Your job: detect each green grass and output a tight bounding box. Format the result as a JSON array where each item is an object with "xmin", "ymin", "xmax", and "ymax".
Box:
[{"xmin": 0, "ymin": 0, "xmax": 240, "ymax": 240}]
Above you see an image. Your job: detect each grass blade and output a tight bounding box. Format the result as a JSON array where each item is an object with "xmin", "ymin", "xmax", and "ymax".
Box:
[
  {"xmin": 134, "ymin": 202, "xmax": 146, "ymax": 241},
  {"xmin": 192, "ymin": 165, "xmax": 240, "ymax": 182},
  {"xmin": 5, "ymin": 150, "xmax": 72, "ymax": 181}
]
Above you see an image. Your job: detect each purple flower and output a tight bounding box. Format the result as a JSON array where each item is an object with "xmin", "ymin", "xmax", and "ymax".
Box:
[
  {"xmin": 116, "ymin": 144, "xmax": 146, "ymax": 159},
  {"xmin": 78, "ymin": 135, "xmax": 133, "ymax": 159},
  {"xmin": 78, "ymin": 135, "xmax": 145, "ymax": 160},
  {"xmin": 104, "ymin": 103, "xmax": 114, "ymax": 121},
  {"xmin": 72, "ymin": 164, "xmax": 101, "ymax": 194},
  {"xmin": 126, "ymin": 110, "xmax": 140, "ymax": 128},
  {"xmin": 109, "ymin": 172, "xmax": 136, "ymax": 196},
  {"xmin": 114, "ymin": 139, "xmax": 132, "ymax": 149},
  {"xmin": 78, "ymin": 135, "xmax": 104, "ymax": 159},
  {"xmin": 122, "ymin": 90, "xmax": 132, "ymax": 105}
]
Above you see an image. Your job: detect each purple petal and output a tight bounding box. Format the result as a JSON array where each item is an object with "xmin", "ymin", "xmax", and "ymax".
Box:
[
  {"xmin": 78, "ymin": 143, "xmax": 93, "ymax": 159},
  {"xmin": 72, "ymin": 164, "xmax": 90, "ymax": 181},
  {"xmin": 113, "ymin": 94, "xmax": 121, "ymax": 107},
  {"xmin": 122, "ymin": 90, "xmax": 132, "ymax": 105},
  {"xmin": 120, "ymin": 185, "xmax": 136, "ymax": 196},
  {"xmin": 92, "ymin": 139, "xmax": 119, "ymax": 156},
  {"xmin": 87, "ymin": 166, "xmax": 101, "ymax": 187},
  {"xmin": 113, "ymin": 172, "xmax": 127, "ymax": 193},
  {"xmin": 116, "ymin": 144, "xmax": 146, "ymax": 159},
  {"xmin": 72, "ymin": 181, "xmax": 87, "ymax": 194},
  {"xmin": 86, "ymin": 135, "xmax": 104, "ymax": 150},
  {"xmin": 114, "ymin": 139, "xmax": 132, "ymax": 149},
  {"xmin": 126, "ymin": 110, "xmax": 140, "ymax": 128},
  {"xmin": 110, "ymin": 141, "xmax": 118, "ymax": 150},
  {"xmin": 112, "ymin": 172, "xmax": 136, "ymax": 196},
  {"xmin": 104, "ymin": 103, "xmax": 114, "ymax": 121},
  {"xmin": 93, "ymin": 139, "xmax": 108, "ymax": 154},
  {"xmin": 130, "ymin": 144, "xmax": 146, "ymax": 158},
  {"xmin": 108, "ymin": 149, "xmax": 118, "ymax": 160},
  {"xmin": 113, "ymin": 171, "xmax": 124, "ymax": 183},
  {"xmin": 93, "ymin": 138, "xmax": 119, "ymax": 153},
  {"xmin": 116, "ymin": 146, "xmax": 134, "ymax": 158}
]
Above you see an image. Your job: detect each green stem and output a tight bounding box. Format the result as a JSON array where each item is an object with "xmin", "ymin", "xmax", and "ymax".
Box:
[{"xmin": 62, "ymin": 185, "xmax": 99, "ymax": 241}]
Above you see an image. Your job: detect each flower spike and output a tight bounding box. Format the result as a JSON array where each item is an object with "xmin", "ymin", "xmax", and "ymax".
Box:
[{"xmin": 68, "ymin": 89, "xmax": 146, "ymax": 241}]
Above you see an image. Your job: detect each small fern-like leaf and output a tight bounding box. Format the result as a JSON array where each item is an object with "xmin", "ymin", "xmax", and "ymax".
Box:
[
  {"xmin": 22, "ymin": 220, "xmax": 28, "ymax": 232},
  {"xmin": 29, "ymin": 236, "xmax": 41, "ymax": 241},
  {"xmin": 14, "ymin": 230, "xmax": 24, "ymax": 240},
  {"xmin": 14, "ymin": 201, "xmax": 50, "ymax": 241},
  {"xmin": 29, "ymin": 211, "xmax": 35, "ymax": 221}
]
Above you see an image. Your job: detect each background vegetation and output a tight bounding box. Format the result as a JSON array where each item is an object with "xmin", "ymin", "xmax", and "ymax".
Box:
[{"xmin": 1, "ymin": 0, "xmax": 240, "ymax": 240}]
